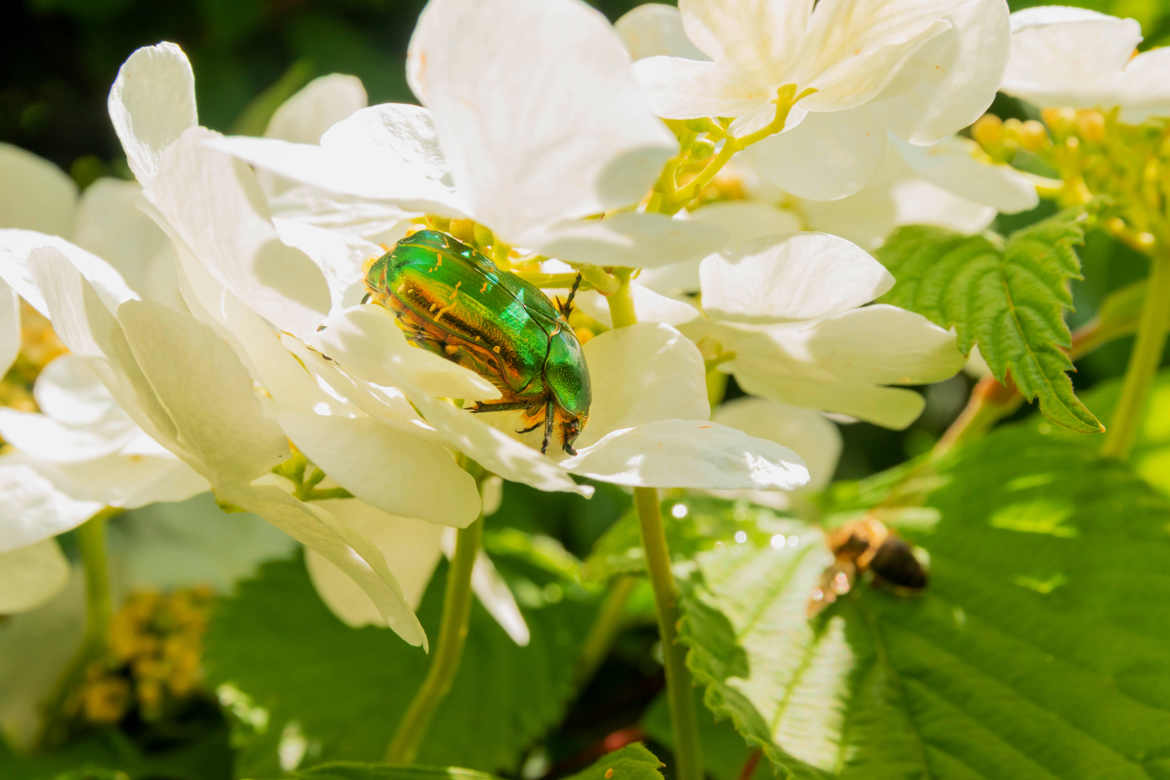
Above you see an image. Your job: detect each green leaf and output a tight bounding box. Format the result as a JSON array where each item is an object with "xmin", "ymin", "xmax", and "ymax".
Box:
[
  {"xmin": 675, "ymin": 428, "xmax": 1170, "ymax": 778},
  {"xmin": 877, "ymin": 214, "xmax": 1103, "ymax": 433},
  {"xmin": 268, "ymin": 762, "xmax": 498, "ymax": 780},
  {"xmin": 563, "ymin": 743, "xmax": 664, "ymax": 780},
  {"xmin": 204, "ymin": 543, "xmax": 597, "ymax": 776}
]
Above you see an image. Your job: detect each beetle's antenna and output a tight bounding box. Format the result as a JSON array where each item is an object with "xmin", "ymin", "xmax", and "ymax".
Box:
[{"xmin": 560, "ymin": 273, "xmax": 582, "ymax": 317}]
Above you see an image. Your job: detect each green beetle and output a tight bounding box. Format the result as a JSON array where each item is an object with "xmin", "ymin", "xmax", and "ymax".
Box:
[{"xmin": 364, "ymin": 229, "xmax": 591, "ymax": 455}]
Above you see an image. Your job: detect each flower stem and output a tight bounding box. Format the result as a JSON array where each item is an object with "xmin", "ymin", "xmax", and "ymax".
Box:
[
  {"xmin": 1102, "ymin": 250, "xmax": 1170, "ymax": 458},
  {"xmin": 77, "ymin": 510, "xmax": 115, "ymax": 649},
  {"xmin": 35, "ymin": 507, "xmax": 120, "ymax": 748},
  {"xmin": 573, "ymin": 575, "xmax": 637, "ymax": 688},
  {"xmin": 605, "ymin": 275, "xmax": 703, "ymax": 780},
  {"xmin": 634, "ymin": 486, "xmax": 703, "ymax": 780},
  {"xmin": 384, "ymin": 516, "xmax": 483, "ymax": 763}
]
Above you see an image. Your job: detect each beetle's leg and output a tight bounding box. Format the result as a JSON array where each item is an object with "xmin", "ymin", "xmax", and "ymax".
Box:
[
  {"xmin": 558, "ymin": 273, "xmax": 583, "ymax": 318},
  {"xmin": 360, "ymin": 292, "xmax": 372, "ymax": 305},
  {"xmin": 540, "ymin": 400, "xmax": 555, "ymax": 454},
  {"xmin": 470, "ymin": 400, "xmax": 534, "ymax": 414},
  {"xmin": 516, "ymin": 418, "xmax": 544, "ymax": 434}
]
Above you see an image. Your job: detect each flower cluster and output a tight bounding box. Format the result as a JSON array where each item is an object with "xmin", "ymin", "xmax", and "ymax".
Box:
[{"xmin": 2, "ymin": 0, "xmax": 1166, "ymax": 652}]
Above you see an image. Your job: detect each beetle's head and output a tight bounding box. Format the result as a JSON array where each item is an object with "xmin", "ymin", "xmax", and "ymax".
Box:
[{"xmin": 560, "ymin": 413, "xmax": 586, "ymax": 456}]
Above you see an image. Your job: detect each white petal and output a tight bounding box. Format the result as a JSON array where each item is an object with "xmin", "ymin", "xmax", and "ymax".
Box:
[
  {"xmin": 148, "ymin": 128, "xmax": 331, "ymax": 339},
  {"xmin": 0, "ymin": 231, "xmax": 137, "ymax": 324},
  {"xmin": 220, "ymin": 483, "xmax": 427, "ymax": 647},
  {"xmin": 108, "ymin": 42, "xmax": 198, "ymax": 185},
  {"xmin": 680, "ymin": 0, "xmax": 810, "ymax": 73},
  {"xmin": 743, "ymin": 107, "xmax": 889, "ymax": 201},
  {"xmin": 272, "ymin": 217, "xmax": 382, "ymax": 313},
  {"xmin": 0, "ymin": 281, "xmax": 18, "ymax": 377},
  {"xmin": 894, "ymin": 137, "xmax": 1038, "ymax": 213},
  {"xmin": 0, "ymin": 458, "xmax": 102, "ymax": 553},
  {"xmin": 207, "ymin": 140, "xmax": 461, "ymax": 215},
  {"xmin": 879, "ymin": 0, "xmax": 1010, "ymax": 144},
  {"xmin": 265, "ymin": 74, "xmax": 368, "ymax": 143},
  {"xmin": 806, "ymin": 303, "xmax": 967, "ymax": 385},
  {"xmin": 888, "ymin": 178, "xmax": 996, "ymax": 235},
  {"xmin": 522, "ymin": 212, "xmax": 727, "ymax": 269},
  {"xmin": 35, "ymin": 354, "xmax": 122, "ymax": 426},
  {"xmin": 730, "ymin": 360, "xmax": 929, "ymax": 428},
  {"xmin": 632, "ymin": 56, "xmax": 775, "ymax": 119},
  {"xmin": 408, "ymin": 0, "xmax": 674, "ymax": 239},
  {"xmin": 796, "ymin": 0, "xmax": 950, "ymax": 113},
  {"xmin": 615, "ymin": 3, "xmax": 706, "ymax": 60},
  {"xmin": 692, "ymin": 317, "xmax": 953, "ymax": 428},
  {"xmin": 564, "ymin": 418, "xmax": 809, "ymax": 490},
  {"xmin": 1008, "ymin": 7, "xmax": 1142, "ymax": 76},
  {"xmin": 0, "ymin": 144, "xmax": 77, "ymax": 235},
  {"xmin": 0, "ymin": 539, "xmax": 69, "ymax": 613},
  {"xmin": 115, "ymin": 299, "xmax": 290, "ymax": 484},
  {"xmin": 28, "ymin": 452, "xmax": 207, "ymax": 509},
  {"xmin": 572, "ymin": 285, "xmax": 700, "ymax": 329},
  {"xmin": 72, "ymin": 178, "xmax": 176, "ymax": 303},
  {"xmin": 577, "ymin": 322, "xmax": 709, "ymax": 449},
  {"xmin": 1118, "ymin": 48, "xmax": 1170, "ymax": 123},
  {"xmin": 277, "ymin": 410, "xmax": 479, "ymax": 528},
  {"xmin": 306, "ymin": 501, "xmax": 443, "ymax": 628},
  {"xmin": 0, "ymin": 408, "xmax": 132, "ymax": 461},
  {"xmin": 713, "ymin": 398, "xmax": 841, "ymax": 489},
  {"xmin": 799, "ymin": 185, "xmax": 899, "ymax": 250},
  {"xmin": 684, "ymin": 200, "xmax": 802, "ymax": 245},
  {"xmin": 700, "ymin": 233, "xmax": 893, "ymax": 322}
]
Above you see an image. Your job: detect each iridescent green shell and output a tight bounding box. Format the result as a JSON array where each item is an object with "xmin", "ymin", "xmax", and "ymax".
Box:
[{"xmin": 365, "ymin": 229, "xmax": 591, "ymax": 452}]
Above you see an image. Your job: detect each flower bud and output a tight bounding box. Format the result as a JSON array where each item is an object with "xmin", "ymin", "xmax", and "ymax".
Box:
[
  {"xmin": 1075, "ymin": 110, "xmax": 1106, "ymax": 144},
  {"xmin": 689, "ymin": 136, "xmax": 717, "ymax": 162},
  {"xmin": 1017, "ymin": 120, "xmax": 1049, "ymax": 152},
  {"xmin": 1042, "ymin": 107, "xmax": 1077, "ymax": 137},
  {"xmin": 971, "ymin": 114, "xmax": 1004, "ymax": 151}
]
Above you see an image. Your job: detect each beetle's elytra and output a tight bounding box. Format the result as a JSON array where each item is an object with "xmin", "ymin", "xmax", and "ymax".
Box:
[{"xmin": 364, "ymin": 229, "xmax": 591, "ymax": 455}]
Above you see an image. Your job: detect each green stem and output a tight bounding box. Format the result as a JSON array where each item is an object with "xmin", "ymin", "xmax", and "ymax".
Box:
[
  {"xmin": 655, "ymin": 84, "xmax": 808, "ymax": 215},
  {"xmin": 573, "ymin": 575, "xmax": 637, "ymax": 688},
  {"xmin": 35, "ymin": 507, "xmax": 120, "ymax": 748},
  {"xmin": 606, "ymin": 276, "xmax": 703, "ymax": 780},
  {"xmin": 77, "ymin": 512, "xmax": 114, "ymax": 648},
  {"xmin": 384, "ymin": 517, "xmax": 483, "ymax": 763},
  {"xmin": 1102, "ymin": 251, "xmax": 1170, "ymax": 458},
  {"xmin": 634, "ymin": 486, "xmax": 703, "ymax": 780}
]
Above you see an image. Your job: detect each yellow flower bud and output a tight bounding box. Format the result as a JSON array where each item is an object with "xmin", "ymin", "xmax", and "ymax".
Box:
[
  {"xmin": 971, "ymin": 114, "xmax": 1004, "ymax": 150},
  {"xmin": 1075, "ymin": 110, "xmax": 1106, "ymax": 144},
  {"xmin": 1017, "ymin": 120, "xmax": 1049, "ymax": 152},
  {"xmin": 1041, "ymin": 107, "xmax": 1077, "ymax": 137}
]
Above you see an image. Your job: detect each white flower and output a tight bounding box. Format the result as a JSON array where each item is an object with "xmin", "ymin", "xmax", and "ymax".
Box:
[
  {"xmin": 100, "ymin": 33, "xmax": 811, "ymax": 500},
  {"xmin": 1002, "ymin": 7, "xmax": 1170, "ymax": 122},
  {"xmin": 682, "ymin": 232, "xmax": 966, "ymax": 428},
  {"xmin": 0, "ymin": 147, "xmax": 206, "ymax": 611},
  {"xmin": 620, "ymin": 0, "xmax": 1010, "ymax": 199},
  {"xmin": 207, "ymin": 0, "xmax": 727, "ymax": 270},
  {"xmin": 102, "ymin": 40, "xmax": 799, "ymax": 646}
]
